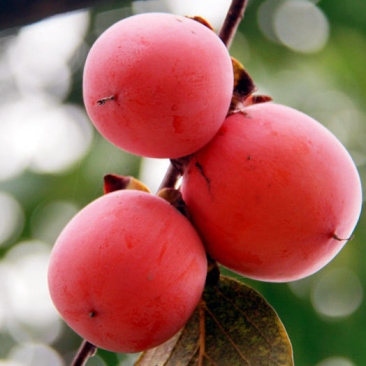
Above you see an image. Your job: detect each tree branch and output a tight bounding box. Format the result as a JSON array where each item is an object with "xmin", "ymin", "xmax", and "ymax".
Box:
[
  {"xmin": 0, "ymin": 0, "xmax": 129, "ymax": 32},
  {"xmin": 71, "ymin": 340, "xmax": 97, "ymax": 366},
  {"xmin": 158, "ymin": 163, "xmax": 181, "ymax": 192},
  {"xmin": 218, "ymin": 0, "xmax": 249, "ymax": 49}
]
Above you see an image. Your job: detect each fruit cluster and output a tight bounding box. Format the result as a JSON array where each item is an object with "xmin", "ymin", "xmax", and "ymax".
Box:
[{"xmin": 48, "ymin": 12, "xmax": 362, "ymax": 354}]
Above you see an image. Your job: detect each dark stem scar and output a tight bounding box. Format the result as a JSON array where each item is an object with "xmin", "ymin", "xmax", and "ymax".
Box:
[
  {"xmin": 96, "ymin": 95, "xmax": 115, "ymax": 105},
  {"xmin": 332, "ymin": 233, "xmax": 354, "ymax": 242},
  {"xmin": 90, "ymin": 311, "xmax": 96, "ymax": 318}
]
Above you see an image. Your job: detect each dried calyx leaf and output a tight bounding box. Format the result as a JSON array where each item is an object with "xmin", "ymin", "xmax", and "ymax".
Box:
[
  {"xmin": 185, "ymin": 16, "xmax": 215, "ymax": 31},
  {"xmin": 244, "ymin": 94, "xmax": 273, "ymax": 107},
  {"xmin": 229, "ymin": 57, "xmax": 272, "ymax": 114},
  {"xmin": 135, "ymin": 276, "xmax": 294, "ymax": 366},
  {"xmin": 232, "ymin": 57, "xmax": 256, "ymax": 100},
  {"xmin": 103, "ymin": 174, "xmax": 150, "ymax": 194}
]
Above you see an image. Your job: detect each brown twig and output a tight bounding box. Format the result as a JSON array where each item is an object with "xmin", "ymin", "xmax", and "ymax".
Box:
[
  {"xmin": 71, "ymin": 340, "xmax": 97, "ymax": 366},
  {"xmin": 158, "ymin": 163, "xmax": 182, "ymax": 192},
  {"xmin": 218, "ymin": 0, "xmax": 249, "ymax": 49}
]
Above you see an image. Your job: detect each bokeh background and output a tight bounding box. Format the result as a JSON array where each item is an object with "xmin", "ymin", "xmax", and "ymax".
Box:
[{"xmin": 0, "ymin": 0, "xmax": 365, "ymax": 365}]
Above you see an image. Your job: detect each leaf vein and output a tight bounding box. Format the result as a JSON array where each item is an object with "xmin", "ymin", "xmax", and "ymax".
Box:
[
  {"xmin": 215, "ymin": 287, "xmax": 274, "ymax": 349},
  {"xmin": 204, "ymin": 302, "xmax": 251, "ymax": 365}
]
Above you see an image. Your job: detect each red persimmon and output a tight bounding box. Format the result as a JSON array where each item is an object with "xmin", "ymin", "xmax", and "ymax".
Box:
[
  {"xmin": 83, "ymin": 12, "xmax": 233, "ymax": 159},
  {"xmin": 48, "ymin": 190, "xmax": 207, "ymax": 352},
  {"xmin": 181, "ymin": 103, "xmax": 362, "ymax": 282}
]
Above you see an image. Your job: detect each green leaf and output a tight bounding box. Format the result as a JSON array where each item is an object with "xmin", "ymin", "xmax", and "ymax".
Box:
[
  {"xmin": 135, "ymin": 276, "xmax": 293, "ymax": 366},
  {"xmin": 97, "ymin": 348, "xmax": 120, "ymax": 366}
]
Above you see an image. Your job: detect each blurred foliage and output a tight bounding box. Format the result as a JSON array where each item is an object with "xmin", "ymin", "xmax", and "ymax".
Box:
[{"xmin": 0, "ymin": 0, "xmax": 365, "ymax": 365}]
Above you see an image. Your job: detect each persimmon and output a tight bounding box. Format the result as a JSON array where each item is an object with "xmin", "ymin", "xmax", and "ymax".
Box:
[
  {"xmin": 48, "ymin": 190, "xmax": 207, "ymax": 352},
  {"xmin": 181, "ymin": 103, "xmax": 362, "ymax": 282}
]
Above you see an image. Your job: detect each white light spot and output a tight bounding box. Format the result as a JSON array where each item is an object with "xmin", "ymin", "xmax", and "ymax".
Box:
[
  {"xmin": 132, "ymin": 1, "xmax": 169, "ymax": 15},
  {"xmin": 0, "ymin": 137, "xmax": 28, "ymax": 182},
  {"xmin": 0, "ymin": 192, "xmax": 24, "ymax": 247},
  {"xmin": 311, "ymin": 268, "xmax": 363, "ymax": 319},
  {"xmin": 3, "ymin": 241, "xmax": 61, "ymax": 344},
  {"xmin": 0, "ymin": 264, "xmax": 10, "ymax": 329},
  {"xmin": 162, "ymin": 0, "xmax": 232, "ymax": 30},
  {"xmin": 8, "ymin": 343, "xmax": 64, "ymax": 366},
  {"xmin": 0, "ymin": 97, "xmax": 93, "ymax": 177},
  {"xmin": 28, "ymin": 104, "xmax": 93, "ymax": 174},
  {"xmin": 6, "ymin": 11, "xmax": 89, "ymax": 99},
  {"xmin": 303, "ymin": 90, "xmax": 365, "ymax": 148},
  {"xmin": 316, "ymin": 356, "xmax": 355, "ymax": 366},
  {"xmin": 139, "ymin": 158, "xmax": 171, "ymax": 194},
  {"xmin": 274, "ymin": 1, "xmax": 329, "ymax": 53},
  {"xmin": 0, "ymin": 361, "xmax": 23, "ymax": 366},
  {"xmin": 257, "ymin": 0, "xmax": 284, "ymax": 43}
]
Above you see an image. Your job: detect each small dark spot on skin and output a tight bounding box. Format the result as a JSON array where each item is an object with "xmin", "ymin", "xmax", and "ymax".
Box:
[
  {"xmin": 90, "ymin": 311, "xmax": 96, "ymax": 318},
  {"xmin": 247, "ymin": 156, "xmax": 251, "ymax": 160}
]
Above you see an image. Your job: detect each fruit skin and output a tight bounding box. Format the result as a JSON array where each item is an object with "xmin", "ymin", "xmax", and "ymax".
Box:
[
  {"xmin": 83, "ymin": 12, "xmax": 233, "ymax": 159},
  {"xmin": 181, "ymin": 103, "xmax": 362, "ymax": 282},
  {"xmin": 47, "ymin": 190, "xmax": 207, "ymax": 353}
]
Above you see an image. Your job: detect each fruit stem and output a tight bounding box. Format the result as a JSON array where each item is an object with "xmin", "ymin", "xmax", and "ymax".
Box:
[
  {"xmin": 218, "ymin": 0, "xmax": 249, "ymax": 48},
  {"xmin": 159, "ymin": 0, "xmax": 249, "ymax": 190},
  {"xmin": 71, "ymin": 340, "xmax": 97, "ymax": 366},
  {"xmin": 158, "ymin": 163, "xmax": 181, "ymax": 191}
]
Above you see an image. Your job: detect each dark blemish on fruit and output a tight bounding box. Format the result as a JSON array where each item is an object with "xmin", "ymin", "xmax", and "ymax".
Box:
[
  {"xmin": 90, "ymin": 311, "xmax": 96, "ymax": 318},
  {"xmin": 195, "ymin": 162, "xmax": 212, "ymax": 197},
  {"xmin": 96, "ymin": 95, "xmax": 115, "ymax": 105},
  {"xmin": 247, "ymin": 156, "xmax": 251, "ymax": 160},
  {"xmin": 218, "ymin": 125, "xmax": 227, "ymax": 136}
]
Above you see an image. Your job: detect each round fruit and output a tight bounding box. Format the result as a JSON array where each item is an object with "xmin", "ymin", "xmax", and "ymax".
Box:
[
  {"xmin": 48, "ymin": 190, "xmax": 207, "ymax": 353},
  {"xmin": 83, "ymin": 12, "xmax": 233, "ymax": 159},
  {"xmin": 181, "ymin": 103, "xmax": 362, "ymax": 282}
]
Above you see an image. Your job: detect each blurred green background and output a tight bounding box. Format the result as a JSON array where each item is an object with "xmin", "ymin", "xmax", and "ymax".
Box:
[{"xmin": 0, "ymin": 0, "xmax": 365, "ymax": 365}]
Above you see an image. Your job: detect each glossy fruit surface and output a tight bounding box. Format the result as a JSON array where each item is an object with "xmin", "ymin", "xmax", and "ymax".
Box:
[
  {"xmin": 83, "ymin": 12, "xmax": 233, "ymax": 158},
  {"xmin": 181, "ymin": 103, "xmax": 362, "ymax": 282},
  {"xmin": 48, "ymin": 190, "xmax": 207, "ymax": 352}
]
